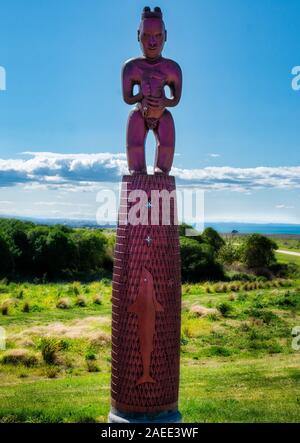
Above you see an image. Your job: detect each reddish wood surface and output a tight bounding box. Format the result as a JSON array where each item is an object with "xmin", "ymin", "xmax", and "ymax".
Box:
[{"xmin": 110, "ymin": 174, "xmax": 182, "ymax": 414}]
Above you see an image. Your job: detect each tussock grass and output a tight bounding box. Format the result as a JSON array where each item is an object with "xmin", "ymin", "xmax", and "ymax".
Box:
[
  {"xmin": 56, "ymin": 298, "xmax": 71, "ymax": 309},
  {"xmin": 1, "ymin": 349, "xmax": 39, "ymax": 367}
]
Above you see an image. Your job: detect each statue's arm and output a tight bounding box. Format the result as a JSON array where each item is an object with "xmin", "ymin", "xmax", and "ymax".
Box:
[
  {"xmin": 164, "ymin": 63, "xmax": 182, "ymax": 108},
  {"xmin": 122, "ymin": 61, "xmax": 143, "ymax": 105}
]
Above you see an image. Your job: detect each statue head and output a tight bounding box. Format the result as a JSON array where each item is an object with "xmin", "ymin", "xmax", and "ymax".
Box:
[{"xmin": 138, "ymin": 6, "xmax": 167, "ymax": 60}]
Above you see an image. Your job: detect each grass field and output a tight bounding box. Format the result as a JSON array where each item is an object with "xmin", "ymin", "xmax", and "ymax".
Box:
[
  {"xmin": 272, "ymin": 237, "xmax": 300, "ymax": 254},
  {"xmin": 276, "ymin": 252, "xmax": 300, "ymax": 267},
  {"xmin": 0, "ymin": 278, "xmax": 299, "ymax": 423}
]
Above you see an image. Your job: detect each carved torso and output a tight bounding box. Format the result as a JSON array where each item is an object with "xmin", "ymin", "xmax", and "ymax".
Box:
[{"xmin": 125, "ymin": 57, "xmax": 180, "ymax": 120}]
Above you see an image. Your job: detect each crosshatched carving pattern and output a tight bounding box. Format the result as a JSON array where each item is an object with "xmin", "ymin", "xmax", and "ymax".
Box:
[{"xmin": 111, "ymin": 174, "xmax": 181, "ymax": 413}]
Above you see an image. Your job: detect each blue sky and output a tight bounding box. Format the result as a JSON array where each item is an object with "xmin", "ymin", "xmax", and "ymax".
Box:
[{"xmin": 0, "ymin": 0, "xmax": 299, "ymax": 223}]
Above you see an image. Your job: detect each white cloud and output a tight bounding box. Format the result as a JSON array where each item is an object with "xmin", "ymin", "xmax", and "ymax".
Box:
[
  {"xmin": 0, "ymin": 200, "xmax": 12, "ymax": 205},
  {"xmin": 0, "ymin": 152, "xmax": 299, "ymax": 193},
  {"xmin": 275, "ymin": 204, "xmax": 295, "ymax": 209},
  {"xmin": 172, "ymin": 165, "xmax": 300, "ymax": 191},
  {"xmin": 208, "ymin": 153, "xmax": 221, "ymax": 158}
]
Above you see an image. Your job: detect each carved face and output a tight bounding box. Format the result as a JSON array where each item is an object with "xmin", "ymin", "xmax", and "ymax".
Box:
[{"xmin": 139, "ymin": 18, "xmax": 166, "ymax": 60}]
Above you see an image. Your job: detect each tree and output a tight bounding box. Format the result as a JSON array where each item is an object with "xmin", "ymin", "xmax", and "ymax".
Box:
[
  {"xmin": 0, "ymin": 234, "xmax": 13, "ymax": 277},
  {"xmin": 201, "ymin": 227, "xmax": 225, "ymax": 252},
  {"xmin": 72, "ymin": 230, "xmax": 107, "ymax": 273},
  {"xmin": 28, "ymin": 226, "xmax": 77, "ymax": 278},
  {"xmin": 178, "ymin": 223, "xmax": 194, "ymax": 237},
  {"xmin": 218, "ymin": 240, "xmax": 241, "ymax": 265},
  {"xmin": 0, "ymin": 218, "xmax": 33, "ymax": 273},
  {"xmin": 240, "ymin": 234, "xmax": 278, "ymax": 269},
  {"xmin": 180, "ymin": 237, "xmax": 224, "ymax": 282}
]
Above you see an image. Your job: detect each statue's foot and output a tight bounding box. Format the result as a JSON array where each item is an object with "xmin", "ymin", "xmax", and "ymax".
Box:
[
  {"xmin": 129, "ymin": 168, "xmax": 147, "ymax": 175},
  {"xmin": 154, "ymin": 167, "xmax": 169, "ymax": 175}
]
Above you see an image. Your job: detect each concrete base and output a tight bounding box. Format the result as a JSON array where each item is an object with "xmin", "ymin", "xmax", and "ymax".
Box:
[{"xmin": 108, "ymin": 407, "xmax": 182, "ymax": 423}]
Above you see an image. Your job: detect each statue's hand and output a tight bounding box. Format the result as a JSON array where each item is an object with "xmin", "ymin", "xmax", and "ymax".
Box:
[{"xmin": 145, "ymin": 96, "xmax": 166, "ymax": 109}]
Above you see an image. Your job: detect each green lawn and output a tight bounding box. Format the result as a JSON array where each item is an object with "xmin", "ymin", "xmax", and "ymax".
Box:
[
  {"xmin": 0, "ymin": 278, "xmax": 300, "ymax": 423},
  {"xmin": 0, "ymin": 354, "xmax": 299, "ymax": 423},
  {"xmin": 276, "ymin": 252, "xmax": 300, "ymax": 267}
]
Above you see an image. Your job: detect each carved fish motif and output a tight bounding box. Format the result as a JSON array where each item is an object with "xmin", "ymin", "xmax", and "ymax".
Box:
[{"xmin": 127, "ymin": 267, "xmax": 164, "ymax": 385}]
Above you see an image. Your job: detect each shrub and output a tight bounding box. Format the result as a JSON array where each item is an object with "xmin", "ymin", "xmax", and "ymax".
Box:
[
  {"xmin": 207, "ymin": 313, "xmax": 219, "ymax": 322},
  {"xmin": 86, "ymin": 360, "xmax": 100, "ymax": 372},
  {"xmin": 274, "ymin": 290, "xmax": 299, "ymax": 308},
  {"xmin": 73, "ymin": 284, "xmax": 80, "ymax": 296},
  {"xmin": 237, "ymin": 292, "xmax": 247, "ymax": 302},
  {"xmin": 190, "ymin": 305, "xmax": 219, "ymax": 318},
  {"xmin": 93, "ymin": 294, "xmax": 102, "ymax": 305},
  {"xmin": 247, "ymin": 308, "xmax": 278, "ymax": 325},
  {"xmin": 180, "ymin": 336, "xmax": 189, "ymax": 346},
  {"xmin": 1, "ymin": 349, "xmax": 38, "ymax": 367},
  {"xmin": 218, "ymin": 242, "xmax": 240, "ymax": 265},
  {"xmin": 1, "ymin": 303, "xmax": 9, "ymax": 315},
  {"xmin": 217, "ymin": 302, "xmax": 232, "ymax": 317},
  {"xmin": 22, "ymin": 302, "xmax": 30, "ymax": 313},
  {"xmin": 38, "ymin": 338, "xmax": 63, "ymax": 364},
  {"xmin": 56, "ymin": 297, "xmax": 71, "ymax": 309},
  {"xmin": 75, "ymin": 295, "xmax": 87, "ymax": 307},
  {"xmin": 16, "ymin": 290, "xmax": 24, "ymax": 299},
  {"xmin": 229, "ymin": 272, "xmax": 254, "ymax": 282},
  {"xmin": 44, "ymin": 366, "xmax": 60, "ymax": 378},
  {"xmin": 240, "ymin": 234, "xmax": 277, "ymax": 269},
  {"xmin": 88, "ymin": 332, "xmax": 111, "ymax": 347},
  {"xmin": 207, "ymin": 346, "xmax": 231, "ymax": 357},
  {"xmin": 85, "ymin": 350, "xmax": 97, "ymax": 361}
]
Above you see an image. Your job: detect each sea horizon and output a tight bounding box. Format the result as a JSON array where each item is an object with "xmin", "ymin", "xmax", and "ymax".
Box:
[{"xmin": 0, "ymin": 214, "xmax": 300, "ymax": 235}]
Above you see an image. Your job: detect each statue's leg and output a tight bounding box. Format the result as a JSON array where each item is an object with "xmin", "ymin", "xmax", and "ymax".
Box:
[
  {"xmin": 126, "ymin": 109, "xmax": 148, "ymax": 174},
  {"xmin": 153, "ymin": 110, "xmax": 175, "ymax": 174}
]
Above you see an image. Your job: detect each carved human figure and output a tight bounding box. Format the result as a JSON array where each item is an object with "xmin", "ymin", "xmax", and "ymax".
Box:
[{"xmin": 122, "ymin": 6, "xmax": 182, "ymax": 175}]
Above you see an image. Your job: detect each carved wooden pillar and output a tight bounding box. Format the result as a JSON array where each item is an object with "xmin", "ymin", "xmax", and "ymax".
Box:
[{"xmin": 109, "ymin": 174, "xmax": 182, "ymax": 423}]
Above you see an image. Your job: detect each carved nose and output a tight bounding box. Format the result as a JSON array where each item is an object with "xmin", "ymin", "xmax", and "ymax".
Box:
[{"xmin": 149, "ymin": 37, "xmax": 156, "ymax": 47}]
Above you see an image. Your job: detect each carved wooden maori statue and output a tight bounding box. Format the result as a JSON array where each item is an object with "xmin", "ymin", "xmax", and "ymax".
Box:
[
  {"xmin": 122, "ymin": 6, "xmax": 182, "ymax": 175},
  {"xmin": 109, "ymin": 7, "xmax": 182, "ymax": 423}
]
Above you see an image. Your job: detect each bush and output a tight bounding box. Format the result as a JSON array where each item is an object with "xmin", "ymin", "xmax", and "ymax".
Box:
[
  {"xmin": 44, "ymin": 366, "xmax": 60, "ymax": 378},
  {"xmin": 217, "ymin": 302, "xmax": 232, "ymax": 317},
  {"xmin": 86, "ymin": 360, "xmax": 100, "ymax": 372},
  {"xmin": 85, "ymin": 350, "xmax": 97, "ymax": 361},
  {"xmin": 247, "ymin": 308, "xmax": 278, "ymax": 324},
  {"xmin": 93, "ymin": 294, "xmax": 102, "ymax": 305},
  {"xmin": 218, "ymin": 242, "xmax": 240, "ymax": 265},
  {"xmin": 16, "ymin": 290, "xmax": 24, "ymax": 299},
  {"xmin": 75, "ymin": 295, "xmax": 87, "ymax": 307},
  {"xmin": 22, "ymin": 302, "xmax": 30, "ymax": 313},
  {"xmin": 1, "ymin": 349, "xmax": 39, "ymax": 367},
  {"xmin": 1, "ymin": 303, "xmax": 9, "ymax": 315},
  {"xmin": 56, "ymin": 297, "xmax": 71, "ymax": 309},
  {"xmin": 207, "ymin": 346, "xmax": 231, "ymax": 357},
  {"xmin": 240, "ymin": 234, "xmax": 278, "ymax": 269},
  {"xmin": 38, "ymin": 338, "xmax": 63, "ymax": 364}
]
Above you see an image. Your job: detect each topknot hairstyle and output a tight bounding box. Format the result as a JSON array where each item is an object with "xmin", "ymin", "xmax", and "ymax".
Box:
[{"xmin": 142, "ymin": 6, "xmax": 163, "ymax": 20}]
